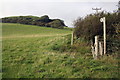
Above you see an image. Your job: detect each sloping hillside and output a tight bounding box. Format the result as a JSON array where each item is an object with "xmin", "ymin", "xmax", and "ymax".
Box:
[
  {"xmin": 2, "ymin": 23, "xmax": 119, "ymax": 78},
  {"xmin": 2, "ymin": 23, "xmax": 71, "ymax": 38}
]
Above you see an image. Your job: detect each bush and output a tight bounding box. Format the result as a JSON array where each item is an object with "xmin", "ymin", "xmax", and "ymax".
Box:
[{"xmin": 74, "ymin": 12, "xmax": 119, "ymax": 40}]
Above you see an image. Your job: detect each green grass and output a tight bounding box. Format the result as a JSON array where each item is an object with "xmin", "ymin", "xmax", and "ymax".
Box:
[
  {"xmin": 2, "ymin": 23, "xmax": 71, "ymax": 38},
  {"xmin": 2, "ymin": 23, "xmax": 119, "ymax": 78}
]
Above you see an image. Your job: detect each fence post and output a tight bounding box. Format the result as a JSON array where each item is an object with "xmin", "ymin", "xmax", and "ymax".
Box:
[
  {"xmin": 91, "ymin": 45, "xmax": 95, "ymax": 58},
  {"xmin": 94, "ymin": 36, "xmax": 99, "ymax": 59},
  {"xmin": 99, "ymin": 41, "xmax": 103, "ymax": 56},
  {"xmin": 71, "ymin": 31, "xmax": 73, "ymax": 45}
]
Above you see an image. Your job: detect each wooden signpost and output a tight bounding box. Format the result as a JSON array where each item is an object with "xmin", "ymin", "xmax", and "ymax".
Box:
[{"xmin": 100, "ymin": 17, "xmax": 106, "ymax": 55}]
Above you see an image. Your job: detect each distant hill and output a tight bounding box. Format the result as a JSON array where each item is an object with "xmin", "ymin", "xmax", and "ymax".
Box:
[{"xmin": 1, "ymin": 15, "xmax": 67, "ymax": 29}]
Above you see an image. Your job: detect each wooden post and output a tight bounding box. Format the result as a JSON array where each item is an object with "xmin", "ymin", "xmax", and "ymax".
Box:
[
  {"xmin": 91, "ymin": 45, "xmax": 95, "ymax": 58},
  {"xmin": 94, "ymin": 36, "xmax": 99, "ymax": 59},
  {"xmin": 71, "ymin": 31, "xmax": 73, "ymax": 45},
  {"xmin": 103, "ymin": 17, "xmax": 106, "ymax": 55},
  {"xmin": 99, "ymin": 41, "xmax": 103, "ymax": 56}
]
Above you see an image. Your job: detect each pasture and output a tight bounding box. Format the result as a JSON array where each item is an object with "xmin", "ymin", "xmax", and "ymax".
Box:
[{"xmin": 2, "ymin": 23, "xmax": 119, "ymax": 78}]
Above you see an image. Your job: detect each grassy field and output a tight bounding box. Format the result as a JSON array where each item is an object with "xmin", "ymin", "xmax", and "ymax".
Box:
[{"xmin": 2, "ymin": 23, "xmax": 119, "ymax": 78}]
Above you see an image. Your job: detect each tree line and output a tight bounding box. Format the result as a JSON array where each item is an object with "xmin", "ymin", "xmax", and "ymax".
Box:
[{"xmin": 1, "ymin": 15, "xmax": 67, "ymax": 29}]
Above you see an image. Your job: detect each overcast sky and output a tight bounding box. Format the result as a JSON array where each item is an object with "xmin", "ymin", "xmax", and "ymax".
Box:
[{"xmin": 0, "ymin": 0, "xmax": 119, "ymax": 27}]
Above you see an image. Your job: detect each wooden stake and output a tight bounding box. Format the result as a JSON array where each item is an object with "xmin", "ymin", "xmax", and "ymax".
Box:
[
  {"xmin": 94, "ymin": 36, "xmax": 99, "ymax": 59},
  {"xmin": 71, "ymin": 31, "xmax": 73, "ymax": 45},
  {"xmin": 99, "ymin": 41, "xmax": 103, "ymax": 56}
]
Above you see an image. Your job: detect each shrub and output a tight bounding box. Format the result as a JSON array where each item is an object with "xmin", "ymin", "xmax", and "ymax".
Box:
[{"xmin": 74, "ymin": 12, "xmax": 119, "ymax": 40}]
